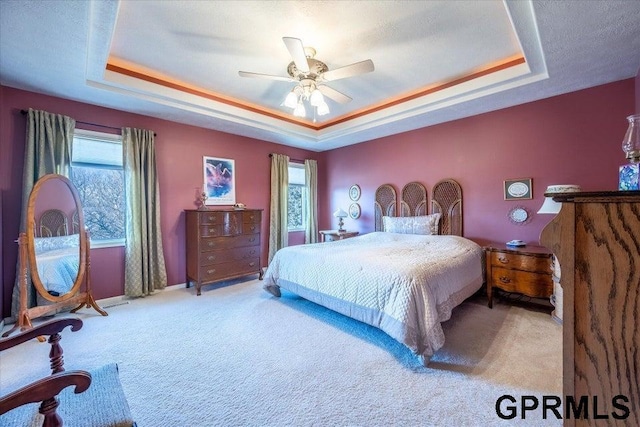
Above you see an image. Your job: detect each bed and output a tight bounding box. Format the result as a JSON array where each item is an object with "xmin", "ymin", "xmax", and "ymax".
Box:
[{"xmin": 263, "ymin": 179, "xmax": 484, "ymax": 365}]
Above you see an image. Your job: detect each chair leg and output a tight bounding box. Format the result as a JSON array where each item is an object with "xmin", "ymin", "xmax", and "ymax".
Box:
[{"xmin": 40, "ymin": 397, "xmax": 62, "ymax": 427}]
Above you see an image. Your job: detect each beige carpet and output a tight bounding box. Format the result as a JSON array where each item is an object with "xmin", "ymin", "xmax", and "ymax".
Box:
[{"xmin": 1, "ymin": 279, "xmax": 562, "ymax": 426}]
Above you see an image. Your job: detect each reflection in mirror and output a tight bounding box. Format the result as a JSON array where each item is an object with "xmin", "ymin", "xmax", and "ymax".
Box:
[{"xmin": 32, "ymin": 177, "xmax": 81, "ymax": 301}]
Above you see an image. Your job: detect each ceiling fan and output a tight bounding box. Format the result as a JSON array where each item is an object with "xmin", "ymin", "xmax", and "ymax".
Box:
[{"xmin": 238, "ymin": 37, "xmax": 374, "ymax": 118}]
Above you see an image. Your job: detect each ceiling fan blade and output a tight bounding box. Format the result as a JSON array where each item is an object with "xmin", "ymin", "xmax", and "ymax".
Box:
[
  {"xmin": 318, "ymin": 85, "xmax": 352, "ymax": 104},
  {"xmin": 282, "ymin": 37, "xmax": 310, "ymax": 73},
  {"xmin": 321, "ymin": 59, "xmax": 374, "ymax": 82},
  {"xmin": 238, "ymin": 71, "xmax": 294, "ymax": 82}
]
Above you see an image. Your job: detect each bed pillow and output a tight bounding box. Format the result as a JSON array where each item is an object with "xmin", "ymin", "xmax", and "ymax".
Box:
[
  {"xmin": 383, "ymin": 214, "xmax": 441, "ymax": 235},
  {"xmin": 34, "ymin": 234, "xmax": 79, "ymax": 254}
]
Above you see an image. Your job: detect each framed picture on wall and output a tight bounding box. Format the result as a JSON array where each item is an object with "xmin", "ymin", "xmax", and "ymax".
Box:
[
  {"xmin": 203, "ymin": 156, "xmax": 236, "ymax": 205},
  {"xmin": 504, "ymin": 178, "xmax": 532, "ymax": 200}
]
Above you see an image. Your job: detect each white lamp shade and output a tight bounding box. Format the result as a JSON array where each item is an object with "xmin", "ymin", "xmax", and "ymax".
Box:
[
  {"xmin": 537, "ymin": 197, "xmax": 562, "ymax": 214},
  {"xmin": 283, "ymin": 91, "xmax": 298, "ymax": 109},
  {"xmin": 316, "ymin": 101, "xmax": 330, "ymax": 116},
  {"xmin": 538, "ymin": 185, "xmax": 582, "ymax": 214},
  {"xmin": 333, "ymin": 208, "xmax": 348, "ymax": 218},
  {"xmin": 309, "ymin": 89, "xmax": 324, "ymax": 107},
  {"xmin": 293, "ymin": 102, "xmax": 306, "ymax": 117}
]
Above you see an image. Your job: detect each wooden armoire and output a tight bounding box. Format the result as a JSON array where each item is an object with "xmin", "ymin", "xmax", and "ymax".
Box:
[{"xmin": 540, "ymin": 191, "xmax": 639, "ymax": 426}]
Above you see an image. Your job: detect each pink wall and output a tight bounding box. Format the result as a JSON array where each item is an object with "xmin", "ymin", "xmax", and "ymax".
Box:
[
  {"xmin": 1, "ymin": 86, "xmax": 319, "ymax": 317},
  {"xmin": 1, "ymin": 78, "xmax": 635, "ymax": 319},
  {"xmin": 320, "ymin": 79, "xmax": 635, "ymax": 247}
]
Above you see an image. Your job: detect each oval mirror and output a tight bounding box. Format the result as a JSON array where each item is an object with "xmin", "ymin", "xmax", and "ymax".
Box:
[{"xmin": 26, "ymin": 174, "xmax": 87, "ymax": 303}]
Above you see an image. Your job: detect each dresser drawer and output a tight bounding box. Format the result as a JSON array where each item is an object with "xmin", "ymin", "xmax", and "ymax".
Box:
[
  {"xmin": 490, "ymin": 266, "xmax": 553, "ymax": 298},
  {"xmin": 199, "ymin": 246, "xmax": 260, "ymax": 266},
  {"xmin": 243, "ymin": 222, "xmax": 260, "ymax": 235},
  {"xmin": 200, "ymin": 224, "xmax": 242, "ymax": 237},
  {"xmin": 199, "ymin": 258, "xmax": 261, "ymax": 282},
  {"xmin": 243, "ymin": 210, "xmax": 261, "ymax": 224},
  {"xmin": 201, "ymin": 234, "xmax": 260, "ymax": 250},
  {"xmin": 490, "ymin": 252, "xmax": 550, "ymax": 274}
]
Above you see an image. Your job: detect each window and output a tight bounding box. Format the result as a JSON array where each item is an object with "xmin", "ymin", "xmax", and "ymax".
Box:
[
  {"xmin": 288, "ymin": 163, "xmax": 306, "ymax": 231},
  {"xmin": 70, "ymin": 129, "xmax": 125, "ymax": 247}
]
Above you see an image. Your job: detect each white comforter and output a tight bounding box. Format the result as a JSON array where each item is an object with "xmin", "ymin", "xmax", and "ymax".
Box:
[{"xmin": 263, "ymin": 232, "xmax": 483, "ymax": 364}]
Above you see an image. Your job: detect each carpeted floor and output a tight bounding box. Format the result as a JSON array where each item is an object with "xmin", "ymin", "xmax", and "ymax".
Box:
[{"xmin": 1, "ymin": 279, "xmax": 562, "ymax": 426}]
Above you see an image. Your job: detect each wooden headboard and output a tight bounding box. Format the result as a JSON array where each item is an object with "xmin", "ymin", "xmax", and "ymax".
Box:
[
  {"xmin": 374, "ymin": 179, "xmax": 463, "ymax": 236},
  {"xmin": 400, "ymin": 182, "xmax": 427, "ymax": 217},
  {"xmin": 431, "ymin": 179, "xmax": 463, "ymax": 236},
  {"xmin": 374, "ymin": 184, "xmax": 397, "ymax": 231},
  {"xmin": 37, "ymin": 209, "xmax": 77, "ymax": 237}
]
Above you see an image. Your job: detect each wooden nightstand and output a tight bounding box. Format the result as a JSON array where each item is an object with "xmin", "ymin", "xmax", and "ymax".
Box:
[
  {"xmin": 484, "ymin": 244, "xmax": 553, "ymax": 308},
  {"xmin": 319, "ymin": 230, "xmax": 359, "ymax": 242}
]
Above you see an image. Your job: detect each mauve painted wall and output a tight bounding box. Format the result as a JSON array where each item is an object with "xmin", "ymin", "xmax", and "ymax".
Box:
[
  {"xmin": 319, "ymin": 79, "xmax": 635, "ymax": 246},
  {"xmin": 0, "ymin": 86, "xmax": 318, "ymax": 318}
]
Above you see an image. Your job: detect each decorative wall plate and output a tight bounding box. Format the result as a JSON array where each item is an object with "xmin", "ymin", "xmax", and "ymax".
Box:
[
  {"xmin": 349, "ymin": 184, "xmax": 361, "ymax": 201},
  {"xmin": 349, "ymin": 203, "xmax": 361, "ymax": 219},
  {"xmin": 508, "ymin": 206, "xmax": 530, "ymax": 225}
]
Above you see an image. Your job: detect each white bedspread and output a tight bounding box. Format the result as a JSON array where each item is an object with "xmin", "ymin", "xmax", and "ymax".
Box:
[
  {"xmin": 263, "ymin": 232, "xmax": 483, "ymax": 363},
  {"xmin": 35, "ymin": 247, "xmax": 79, "ymax": 296}
]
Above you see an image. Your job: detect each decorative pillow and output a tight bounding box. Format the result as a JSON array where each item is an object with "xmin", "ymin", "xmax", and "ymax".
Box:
[
  {"xmin": 383, "ymin": 214, "xmax": 441, "ymax": 235},
  {"xmin": 34, "ymin": 234, "xmax": 79, "ymax": 254}
]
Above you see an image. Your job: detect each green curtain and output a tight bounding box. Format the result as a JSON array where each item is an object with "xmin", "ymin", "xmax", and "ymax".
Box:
[
  {"xmin": 122, "ymin": 127, "xmax": 167, "ymax": 297},
  {"xmin": 10, "ymin": 108, "xmax": 75, "ymax": 319},
  {"xmin": 268, "ymin": 153, "xmax": 289, "ymax": 264},
  {"xmin": 304, "ymin": 159, "xmax": 318, "ymax": 244}
]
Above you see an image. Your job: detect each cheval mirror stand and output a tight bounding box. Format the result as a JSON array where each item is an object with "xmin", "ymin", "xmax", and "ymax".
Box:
[{"xmin": 2, "ymin": 174, "xmax": 107, "ymax": 339}]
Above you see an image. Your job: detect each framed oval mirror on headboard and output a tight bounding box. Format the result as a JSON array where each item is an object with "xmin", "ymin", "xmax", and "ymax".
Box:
[{"xmin": 26, "ymin": 174, "xmax": 87, "ymax": 302}]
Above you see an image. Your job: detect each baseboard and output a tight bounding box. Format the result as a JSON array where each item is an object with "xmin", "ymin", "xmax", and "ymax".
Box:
[{"xmin": 97, "ymin": 282, "xmax": 186, "ymax": 308}]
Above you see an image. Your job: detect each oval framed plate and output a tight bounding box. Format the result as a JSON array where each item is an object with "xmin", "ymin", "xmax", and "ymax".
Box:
[
  {"xmin": 349, "ymin": 184, "xmax": 361, "ymax": 201},
  {"xmin": 349, "ymin": 203, "xmax": 361, "ymax": 219},
  {"xmin": 508, "ymin": 206, "xmax": 530, "ymax": 225}
]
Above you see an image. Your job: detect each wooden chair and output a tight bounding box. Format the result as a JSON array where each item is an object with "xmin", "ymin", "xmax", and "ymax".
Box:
[{"xmin": 0, "ymin": 318, "xmax": 135, "ymax": 427}]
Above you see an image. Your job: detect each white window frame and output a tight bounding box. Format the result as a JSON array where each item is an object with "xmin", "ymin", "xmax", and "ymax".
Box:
[
  {"xmin": 287, "ymin": 163, "xmax": 306, "ymax": 232},
  {"xmin": 71, "ymin": 129, "xmax": 125, "ymax": 249}
]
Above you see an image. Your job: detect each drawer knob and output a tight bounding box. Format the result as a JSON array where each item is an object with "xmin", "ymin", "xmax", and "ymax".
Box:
[
  {"xmin": 249, "ymin": 262, "xmax": 256, "ymax": 267},
  {"xmin": 499, "ymin": 276, "xmax": 511, "ymax": 284},
  {"xmin": 498, "ymin": 257, "xmax": 509, "ymax": 264},
  {"xmin": 249, "ymin": 237, "xmax": 256, "ymax": 242},
  {"xmin": 207, "ymin": 255, "xmax": 216, "ymax": 261},
  {"xmin": 208, "ymin": 242, "xmax": 214, "ymax": 247},
  {"xmin": 207, "ymin": 269, "xmax": 216, "ymax": 274}
]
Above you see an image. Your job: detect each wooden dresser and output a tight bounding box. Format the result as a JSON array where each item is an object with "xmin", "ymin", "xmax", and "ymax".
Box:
[
  {"xmin": 185, "ymin": 209, "xmax": 263, "ymax": 296},
  {"xmin": 540, "ymin": 191, "xmax": 639, "ymax": 426},
  {"xmin": 484, "ymin": 244, "xmax": 553, "ymax": 308}
]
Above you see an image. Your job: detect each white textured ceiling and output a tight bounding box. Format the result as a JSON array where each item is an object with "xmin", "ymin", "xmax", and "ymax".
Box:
[{"xmin": 1, "ymin": 1, "xmax": 639, "ymax": 152}]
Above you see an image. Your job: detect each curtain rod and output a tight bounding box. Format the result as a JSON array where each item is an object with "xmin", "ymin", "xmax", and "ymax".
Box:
[
  {"xmin": 268, "ymin": 153, "xmax": 305, "ymax": 163},
  {"xmin": 20, "ymin": 109, "xmax": 157, "ymax": 136}
]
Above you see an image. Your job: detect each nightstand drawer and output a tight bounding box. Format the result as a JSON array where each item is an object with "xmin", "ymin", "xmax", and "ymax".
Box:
[
  {"xmin": 490, "ymin": 266, "xmax": 553, "ymax": 298},
  {"xmin": 490, "ymin": 252, "xmax": 550, "ymax": 274}
]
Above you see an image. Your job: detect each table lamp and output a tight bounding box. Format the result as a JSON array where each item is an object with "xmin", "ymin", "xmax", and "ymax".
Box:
[
  {"xmin": 538, "ymin": 184, "xmax": 581, "ymax": 324},
  {"xmin": 333, "ymin": 208, "xmax": 348, "ymax": 232}
]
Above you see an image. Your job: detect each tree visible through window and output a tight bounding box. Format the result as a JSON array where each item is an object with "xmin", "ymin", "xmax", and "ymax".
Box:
[
  {"xmin": 288, "ymin": 164, "xmax": 306, "ymax": 231},
  {"xmin": 70, "ymin": 130, "xmax": 125, "ymax": 243}
]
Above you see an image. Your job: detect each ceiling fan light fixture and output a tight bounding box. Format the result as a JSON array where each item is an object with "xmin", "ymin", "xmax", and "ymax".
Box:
[
  {"xmin": 316, "ymin": 101, "xmax": 330, "ymax": 116},
  {"xmin": 293, "ymin": 101, "xmax": 306, "ymax": 117},
  {"xmin": 309, "ymin": 88, "xmax": 324, "ymax": 107},
  {"xmin": 282, "ymin": 91, "xmax": 298, "ymax": 109}
]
